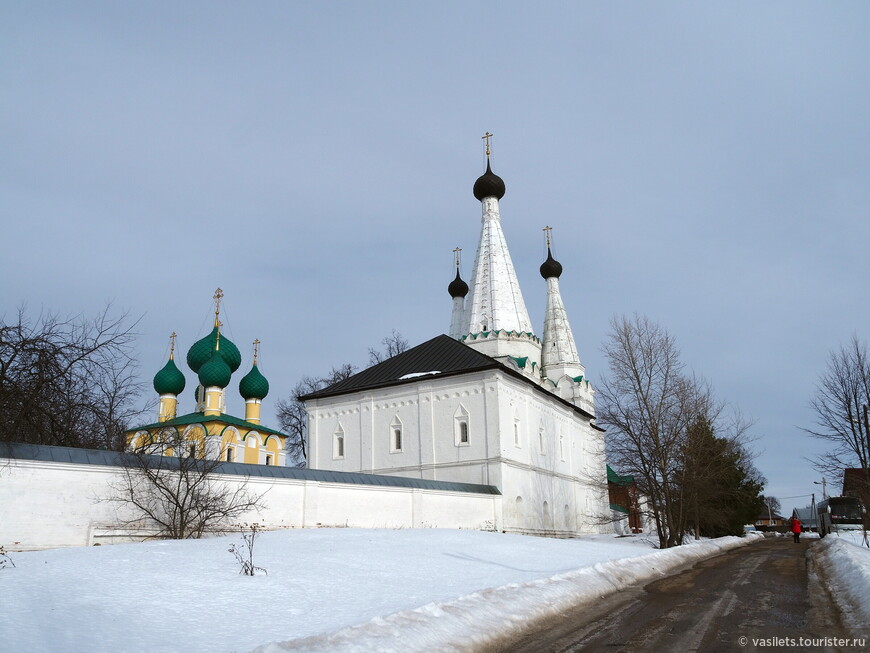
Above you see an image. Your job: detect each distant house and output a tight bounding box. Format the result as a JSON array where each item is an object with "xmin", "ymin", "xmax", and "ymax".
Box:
[
  {"xmin": 791, "ymin": 507, "xmax": 817, "ymax": 532},
  {"xmin": 755, "ymin": 512, "xmax": 786, "ymax": 529},
  {"xmin": 842, "ymin": 468, "xmax": 869, "ymax": 500},
  {"xmin": 607, "ymin": 465, "xmax": 643, "ymax": 534}
]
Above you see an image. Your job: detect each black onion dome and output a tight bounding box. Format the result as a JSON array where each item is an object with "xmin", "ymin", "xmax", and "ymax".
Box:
[
  {"xmin": 540, "ymin": 247, "xmax": 563, "ymax": 279},
  {"xmin": 448, "ymin": 269, "xmax": 469, "ymax": 298},
  {"xmin": 473, "ymin": 160, "xmax": 506, "ymax": 201}
]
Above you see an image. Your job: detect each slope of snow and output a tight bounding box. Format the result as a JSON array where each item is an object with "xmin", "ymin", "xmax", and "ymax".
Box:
[
  {"xmin": 0, "ymin": 528, "xmax": 761, "ymax": 653},
  {"xmin": 812, "ymin": 531, "xmax": 870, "ymax": 628},
  {"xmin": 257, "ymin": 534, "xmax": 757, "ymax": 653}
]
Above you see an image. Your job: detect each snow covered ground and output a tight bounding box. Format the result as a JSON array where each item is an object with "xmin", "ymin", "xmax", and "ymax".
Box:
[
  {"xmin": 811, "ymin": 530, "xmax": 870, "ymax": 629},
  {"xmin": 1, "ymin": 527, "xmax": 864, "ymax": 653}
]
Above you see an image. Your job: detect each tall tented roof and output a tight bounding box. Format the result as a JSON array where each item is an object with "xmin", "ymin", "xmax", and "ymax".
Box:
[{"xmin": 462, "ymin": 162, "xmax": 535, "ymax": 336}]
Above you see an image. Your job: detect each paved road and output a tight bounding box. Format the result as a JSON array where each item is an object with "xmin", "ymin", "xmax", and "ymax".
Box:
[{"xmin": 486, "ymin": 537, "xmax": 867, "ymax": 653}]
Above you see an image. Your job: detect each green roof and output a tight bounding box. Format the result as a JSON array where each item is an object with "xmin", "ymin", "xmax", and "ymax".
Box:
[
  {"xmin": 239, "ymin": 363, "xmax": 269, "ymax": 400},
  {"xmin": 128, "ymin": 412, "xmax": 287, "ymax": 438},
  {"xmin": 607, "ymin": 464, "xmax": 634, "ymax": 486},
  {"xmin": 198, "ymin": 349, "xmax": 232, "ymax": 388},
  {"xmin": 153, "ymin": 357, "xmax": 186, "ymax": 395},
  {"xmin": 187, "ymin": 326, "xmax": 242, "ymax": 373}
]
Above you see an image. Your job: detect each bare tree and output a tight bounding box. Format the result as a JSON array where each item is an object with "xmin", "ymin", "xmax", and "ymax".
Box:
[
  {"xmin": 276, "ymin": 364, "xmax": 356, "ymax": 467},
  {"xmin": 763, "ymin": 496, "xmax": 781, "ymax": 517},
  {"xmin": 597, "ymin": 314, "xmax": 762, "ymax": 547},
  {"xmin": 806, "ymin": 335, "xmax": 870, "ymax": 477},
  {"xmin": 110, "ymin": 433, "xmax": 266, "ymax": 539},
  {"xmin": 0, "ymin": 305, "xmax": 147, "ymax": 450},
  {"xmin": 278, "ymin": 330, "xmax": 408, "ymax": 467},
  {"xmin": 368, "ymin": 329, "xmax": 409, "ymax": 365}
]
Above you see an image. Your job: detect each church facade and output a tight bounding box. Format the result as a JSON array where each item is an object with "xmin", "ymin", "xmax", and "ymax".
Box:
[
  {"xmin": 126, "ymin": 293, "xmax": 289, "ymax": 467},
  {"xmin": 304, "ymin": 141, "xmax": 609, "ymax": 536}
]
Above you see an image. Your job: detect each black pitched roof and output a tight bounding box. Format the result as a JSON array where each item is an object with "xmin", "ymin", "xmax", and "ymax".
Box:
[
  {"xmin": 300, "ymin": 334, "xmax": 500, "ymax": 400},
  {"xmin": 300, "ymin": 334, "xmax": 597, "ymax": 421}
]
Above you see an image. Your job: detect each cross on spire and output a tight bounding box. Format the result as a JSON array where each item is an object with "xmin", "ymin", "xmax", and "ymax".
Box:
[
  {"xmin": 543, "ymin": 225, "xmax": 553, "ymax": 248},
  {"xmin": 253, "ymin": 338, "xmax": 260, "ymax": 365},
  {"xmin": 482, "ymin": 132, "xmax": 492, "ymax": 158},
  {"xmin": 453, "ymin": 246, "xmax": 462, "ymax": 269},
  {"xmin": 169, "ymin": 332, "xmax": 177, "ymax": 360},
  {"xmin": 213, "ymin": 288, "xmax": 224, "ymax": 327}
]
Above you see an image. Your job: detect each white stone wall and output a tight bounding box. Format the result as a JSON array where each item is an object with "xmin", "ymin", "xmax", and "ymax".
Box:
[
  {"xmin": 308, "ymin": 368, "xmax": 611, "ymax": 535},
  {"xmin": 0, "ymin": 457, "xmax": 501, "ymax": 551},
  {"xmin": 308, "ymin": 372, "xmax": 497, "ymax": 486}
]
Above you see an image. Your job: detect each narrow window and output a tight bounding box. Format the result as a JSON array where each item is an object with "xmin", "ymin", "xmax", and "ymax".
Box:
[
  {"xmin": 539, "ymin": 429, "xmax": 545, "ymax": 454},
  {"xmin": 559, "ymin": 433, "xmax": 565, "ymax": 461},
  {"xmin": 454, "ymin": 406, "xmax": 470, "ymax": 447},
  {"xmin": 265, "ymin": 454, "xmax": 272, "ymax": 466},
  {"xmin": 189, "ymin": 444, "xmax": 196, "ymax": 458},
  {"xmin": 390, "ymin": 416, "xmax": 403, "ymax": 453},
  {"xmin": 333, "ymin": 425, "xmax": 345, "ymax": 459},
  {"xmin": 226, "ymin": 447, "xmax": 234, "ymax": 463},
  {"xmin": 514, "ymin": 421, "xmax": 521, "ymax": 447}
]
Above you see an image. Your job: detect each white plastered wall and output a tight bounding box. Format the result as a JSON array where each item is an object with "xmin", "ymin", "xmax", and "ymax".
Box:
[
  {"xmin": 0, "ymin": 457, "xmax": 501, "ymax": 551},
  {"xmin": 307, "ymin": 368, "xmax": 611, "ymax": 536}
]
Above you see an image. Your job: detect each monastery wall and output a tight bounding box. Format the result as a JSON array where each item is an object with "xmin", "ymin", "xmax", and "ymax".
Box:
[{"xmin": 0, "ymin": 454, "xmax": 501, "ymax": 552}]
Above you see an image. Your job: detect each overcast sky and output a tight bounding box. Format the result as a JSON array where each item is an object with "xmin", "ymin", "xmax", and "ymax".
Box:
[{"xmin": 3, "ymin": 2, "xmax": 868, "ymax": 514}]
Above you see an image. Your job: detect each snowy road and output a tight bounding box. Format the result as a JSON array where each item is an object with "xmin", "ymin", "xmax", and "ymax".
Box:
[{"xmin": 489, "ymin": 538, "xmax": 866, "ymax": 653}]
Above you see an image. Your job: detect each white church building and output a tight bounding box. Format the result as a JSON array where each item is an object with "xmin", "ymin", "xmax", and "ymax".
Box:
[
  {"xmin": 303, "ymin": 142, "xmax": 610, "ymax": 536},
  {"xmin": 0, "ymin": 141, "xmax": 614, "ymax": 549}
]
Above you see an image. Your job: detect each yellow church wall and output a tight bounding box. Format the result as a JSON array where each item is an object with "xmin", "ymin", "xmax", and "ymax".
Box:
[
  {"xmin": 264, "ymin": 435, "xmax": 281, "ymax": 465},
  {"xmin": 220, "ymin": 425, "xmax": 241, "ymax": 463},
  {"xmin": 126, "ymin": 419, "xmax": 287, "ymax": 466},
  {"xmin": 243, "ymin": 432, "xmax": 262, "ymax": 464}
]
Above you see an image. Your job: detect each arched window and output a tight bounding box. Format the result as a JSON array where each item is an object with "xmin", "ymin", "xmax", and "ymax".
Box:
[
  {"xmin": 514, "ymin": 420, "xmax": 521, "ymax": 447},
  {"xmin": 390, "ymin": 416, "xmax": 403, "ymax": 453},
  {"xmin": 333, "ymin": 424, "xmax": 345, "ymax": 459},
  {"xmin": 454, "ymin": 405, "xmax": 470, "ymax": 447}
]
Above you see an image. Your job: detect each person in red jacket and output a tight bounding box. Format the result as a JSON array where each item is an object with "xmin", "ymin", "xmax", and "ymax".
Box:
[{"xmin": 791, "ymin": 516, "xmax": 802, "ymax": 543}]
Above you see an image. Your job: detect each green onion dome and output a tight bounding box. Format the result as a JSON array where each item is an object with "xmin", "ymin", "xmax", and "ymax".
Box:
[
  {"xmin": 197, "ymin": 348, "xmax": 232, "ymax": 389},
  {"xmin": 153, "ymin": 357, "xmax": 186, "ymax": 395},
  {"xmin": 239, "ymin": 363, "xmax": 269, "ymax": 400},
  {"xmin": 187, "ymin": 326, "xmax": 242, "ymax": 373}
]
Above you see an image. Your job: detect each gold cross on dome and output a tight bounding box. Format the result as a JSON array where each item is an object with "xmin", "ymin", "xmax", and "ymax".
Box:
[
  {"xmin": 543, "ymin": 225, "xmax": 553, "ymax": 247},
  {"xmin": 482, "ymin": 132, "xmax": 492, "ymax": 157},
  {"xmin": 253, "ymin": 338, "xmax": 260, "ymax": 364},
  {"xmin": 169, "ymin": 332, "xmax": 177, "ymax": 359},
  {"xmin": 453, "ymin": 247, "xmax": 462, "ymax": 268},
  {"xmin": 213, "ymin": 288, "xmax": 224, "ymax": 327}
]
